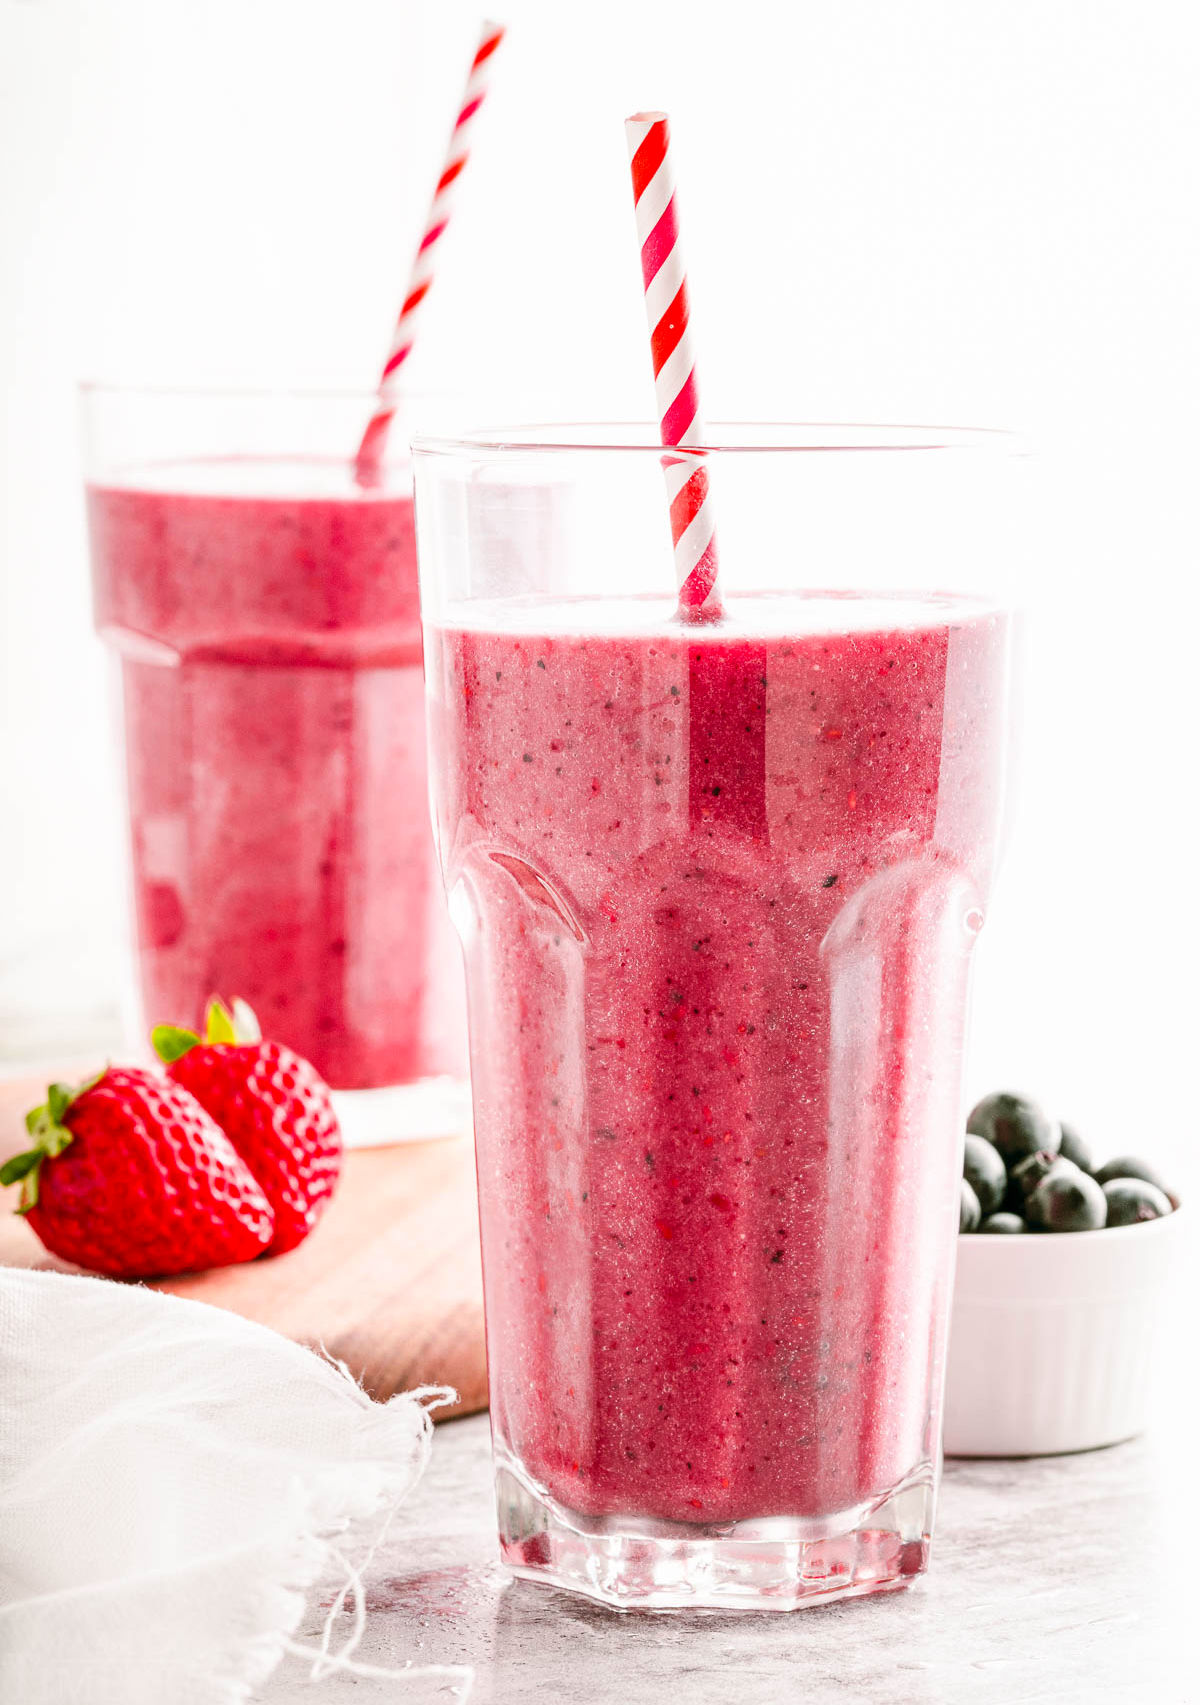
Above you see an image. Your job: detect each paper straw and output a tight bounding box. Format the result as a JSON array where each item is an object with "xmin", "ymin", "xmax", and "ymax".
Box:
[
  {"xmin": 355, "ymin": 20, "xmax": 505, "ymax": 483},
  {"xmin": 626, "ymin": 111, "xmax": 723, "ymax": 623}
]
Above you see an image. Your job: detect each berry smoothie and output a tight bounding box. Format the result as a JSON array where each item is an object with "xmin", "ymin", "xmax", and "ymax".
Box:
[
  {"xmin": 426, "ymin": 592, "xmax": 1008, "ymax": 1525},
  {"xmin": 89, "ymin": 461, "xmax": 466, "ymax": 1089}
]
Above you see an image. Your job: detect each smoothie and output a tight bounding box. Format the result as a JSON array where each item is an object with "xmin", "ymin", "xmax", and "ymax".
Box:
[
  {"xmin": 89, "ymin": 460, "xmax": 466, "ymax": 1089},
  {"xmin": 426, "ymin": 591, "xmax": 1008, "ymax": 1526}
]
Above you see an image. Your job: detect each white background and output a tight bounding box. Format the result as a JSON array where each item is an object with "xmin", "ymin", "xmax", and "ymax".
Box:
[{"xmin": 1, "ymin": 0, "xmax": 1197, "ymax": 1184}]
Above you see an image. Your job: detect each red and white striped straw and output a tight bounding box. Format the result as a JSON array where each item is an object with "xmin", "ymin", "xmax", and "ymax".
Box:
[
  {"xmin": 626, "ymin": 111, "xmax": 723, "ymax": 623},
  {"xmin": 355, "ymin": 19, "xmax": 505, "ymax": 483}
]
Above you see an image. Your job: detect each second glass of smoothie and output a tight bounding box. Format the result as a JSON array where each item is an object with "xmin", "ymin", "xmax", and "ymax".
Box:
[
  {"xmin": 83, "ymin": 387, "xmax": 468, "ymax": 1133},
  {"xmin": 415, "ymin": 423, "xmax": 1016, "ymax": 1609}
]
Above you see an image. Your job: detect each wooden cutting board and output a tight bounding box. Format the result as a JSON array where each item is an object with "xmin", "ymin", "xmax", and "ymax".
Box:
[{"xmin": 0, "ymin": 1074, "xmax": 488, "ymax": 1419}]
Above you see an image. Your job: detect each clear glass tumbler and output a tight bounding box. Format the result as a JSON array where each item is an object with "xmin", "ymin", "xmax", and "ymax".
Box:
[
  {"xmin": 82, "ymin": 386, "xmax": 468, "ymax": 1140},
  {"xmin": 415, "ymin": 423, "xmax": 1016, "ymax": 1609}
]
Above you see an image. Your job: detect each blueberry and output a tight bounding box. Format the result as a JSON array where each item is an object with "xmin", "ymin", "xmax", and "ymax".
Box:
[
  {"xmin": 967, "ymin": 1092, "xmax": 1060, "ymax": 1165},
  {"xmin": 1102, "ymin": 1178, "xmax": 1173, "ymax": 1227},
  {"xmin": 1057, "ymin": 1121, "xmax": 1093, "ymax": 1174},
  {"xmin": 1010, "ymin": 1148, "xmax": 1067, "ymax": 1199},
  {"xmin": 1027, "ymin": 1166, "xmax": 1107, "ymax": 1232},
  {"xmin": 978, "ymin": 1212, "xmax": 1027, "ymax": 1234},
  {"xmin": 959, "ymin": 1177, "xmax": 981, "ymax": 1233},
  {"xmin": 1093, "ymin": 1155, "xmax": 1171, "ymax": 1195},
  {"xmin": 1001, "ymin": 1170, "xmax": 1028, "ymax": 1216},
  {"xmin": 963, "ymin": 1133, "xmax": 1007, "ymax": 1217}
]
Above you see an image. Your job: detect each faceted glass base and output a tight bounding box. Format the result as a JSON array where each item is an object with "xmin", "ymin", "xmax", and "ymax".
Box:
[{"xmin": 495, "ymin": 1456, "xmax": 935, "ymax": 1611}]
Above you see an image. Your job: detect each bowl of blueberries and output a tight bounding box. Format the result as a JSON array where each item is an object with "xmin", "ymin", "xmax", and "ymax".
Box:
[{"xmin": 943, "ymin": 1091, "xmax": 1182, "ymax": 1457}]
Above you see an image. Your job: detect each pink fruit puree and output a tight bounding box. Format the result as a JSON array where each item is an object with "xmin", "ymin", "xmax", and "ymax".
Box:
[
  {"xmin": 426, "ymin": 592, "xmax": 1007, "ymax": 1524},
  {"xmin": 88, "ymin": 462, "xmax": 465, "ymax": 1089}
]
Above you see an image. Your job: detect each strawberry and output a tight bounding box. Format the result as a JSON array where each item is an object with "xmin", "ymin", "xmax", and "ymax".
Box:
[
  {"xmin": 154, "ymin": 999, "xmax": 342, "ymax": 1255},
  {"xmin": 0, "ymin": 1067, "xmax": 275, "ymax": 1278}
]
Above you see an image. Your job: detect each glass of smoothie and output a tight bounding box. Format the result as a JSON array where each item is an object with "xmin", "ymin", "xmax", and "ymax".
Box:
[
  {"xmin": 415, "ymin": 422, "xmax": 1017, "ymax": 1609},
  {"xmin": 82, "ymin": 386, "xmax": 469, "ymax": 1139}
]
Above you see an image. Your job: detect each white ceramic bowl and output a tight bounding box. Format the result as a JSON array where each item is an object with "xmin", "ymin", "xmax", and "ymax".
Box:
[{"xmin": 943, "ymin": 1207, "xmax": 1183, "ymax": 1457}]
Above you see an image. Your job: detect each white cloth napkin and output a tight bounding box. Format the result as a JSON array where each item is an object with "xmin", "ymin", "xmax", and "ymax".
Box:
[{"xmin": 0, "ymin": 1267, "xmax": 469, "ymax": 1704}]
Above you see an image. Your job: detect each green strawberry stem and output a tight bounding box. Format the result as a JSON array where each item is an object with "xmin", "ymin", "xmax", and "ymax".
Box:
[
  {"xmin": 1, "ymin": 1075, "xmax": 98, "ymax": 1213},
  {"xmin": 151, "ymin": 997, "xmax": 262, "ymax": 1065}
]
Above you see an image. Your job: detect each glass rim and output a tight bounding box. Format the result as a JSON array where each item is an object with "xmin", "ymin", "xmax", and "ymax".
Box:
[
  {"xmin": 76, "ymin": 381, "xmax": 448, "ymax": 403},
  {"xmin": 411, "ymin": 420, "xmax": 1026, "ymax": 458}
]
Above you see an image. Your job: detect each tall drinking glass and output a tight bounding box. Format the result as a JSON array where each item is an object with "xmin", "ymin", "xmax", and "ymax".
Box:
[
  {"xmin": 82, "ymin": 387, "xmax": 468, "ymax": 1138},
  {"xmin": 415, "ymin": 424, "xmax": 1016, "ymax": 1610}
]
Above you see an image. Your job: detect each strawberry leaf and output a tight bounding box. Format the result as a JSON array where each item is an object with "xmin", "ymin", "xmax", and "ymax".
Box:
[
  {"xmin": 205, "ymin": 1000, "xmax": 238, "ymax": 1046},
  {"xmin": 0, "ymin": 1150, "xmax": 40, "ymax": 1186},
  {"xmin": 230, "ymin": 998, "xmax": 262, "ymax": 1044},
  {"xmin": 47, "ymin": 1082, "xmax": 74, "ymax": 1124},
  {"xmin": 2, "ymin": 1145, "xmax": 45, "ymax": 1211},
  {"xmin": 39, "ymin": 1121, "xmax": 73, "ymax": 1159},
  {"xmin": 23, "ymin": 1103, "xmax": 74, "ymax": 1157},
  {"xmin": 11, "ymin": 1071, "xmax": 93, "ymax": 1213},
  {"xmin": 152, "ymin": 1025, "xmax": 202, "ymax": 1063},
  {"xmin": 6, "ymin": 1134, "xmax": 54, "ymax": 1212}
]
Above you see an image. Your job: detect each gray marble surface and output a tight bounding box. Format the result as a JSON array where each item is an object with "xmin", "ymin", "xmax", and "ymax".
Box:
[{"xmin": 257, "ymin": 1408, "xmax": 1191, "ymax": 1705}]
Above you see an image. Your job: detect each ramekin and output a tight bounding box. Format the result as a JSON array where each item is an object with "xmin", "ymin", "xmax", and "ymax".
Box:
[{"xmin": 943, "ymin": 1208, "xmax": 1184, "ymax": 1457}]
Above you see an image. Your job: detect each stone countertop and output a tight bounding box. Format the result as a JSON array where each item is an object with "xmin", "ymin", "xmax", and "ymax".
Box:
[{"xmin": 257, "ymin": 1409, "xmax": 1191, "ymax": 1705}]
